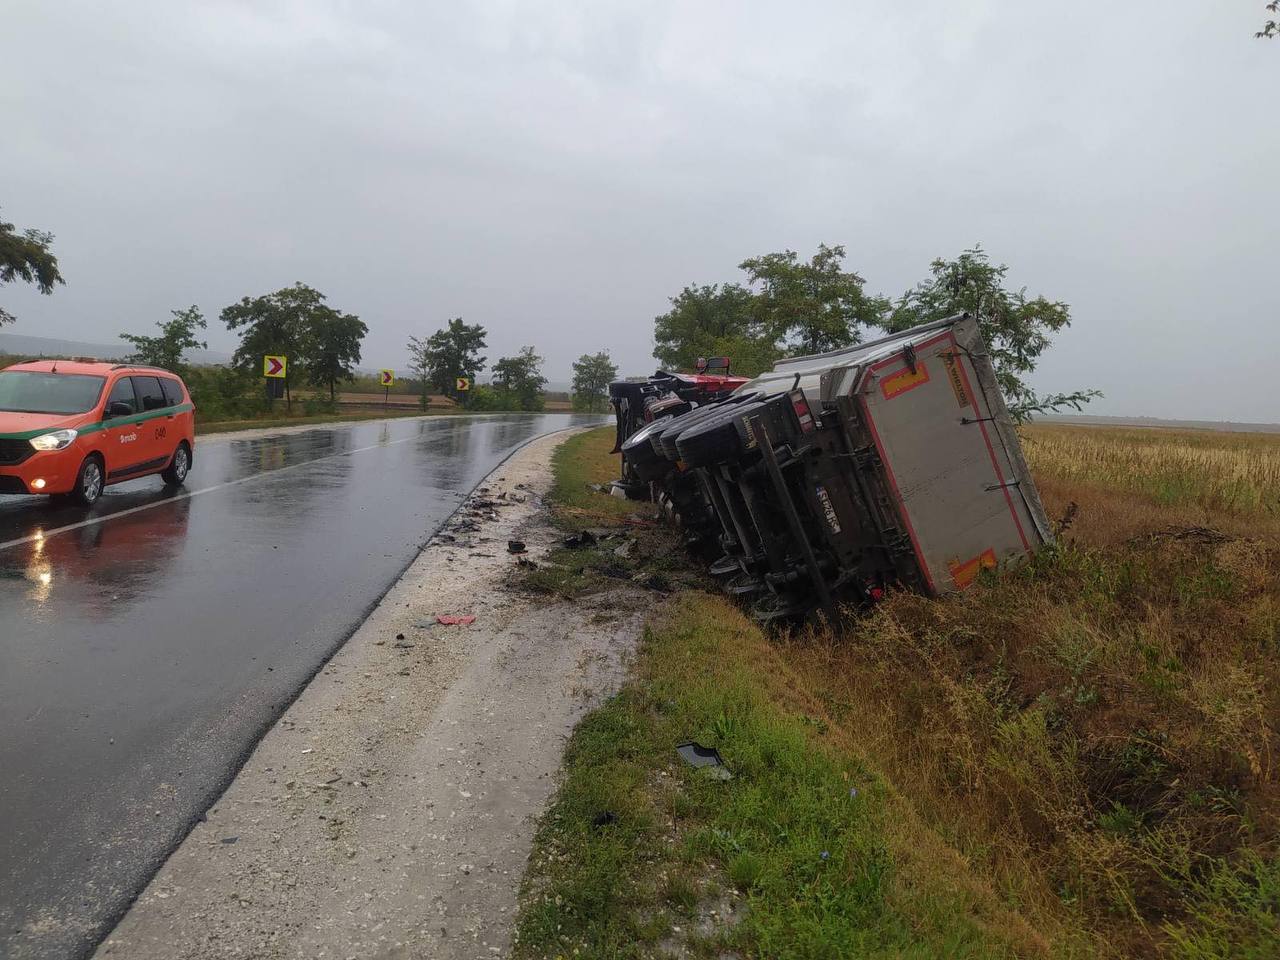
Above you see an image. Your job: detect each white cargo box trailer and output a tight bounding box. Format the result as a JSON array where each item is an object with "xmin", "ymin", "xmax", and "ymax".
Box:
[{"xmin": 735, "ymin": 314, "xmax": 1052, "ymax": 595}]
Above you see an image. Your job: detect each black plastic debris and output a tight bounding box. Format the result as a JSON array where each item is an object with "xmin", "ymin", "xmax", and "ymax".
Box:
[
  {"xmin": 517, "ymin": 557, "xmax": 538, "ymax": 569},
  {"xmin": 591, "ymin": 810, "xmax": 618, "ymax": 828},
  {"xmin": 562, "ymin": 530, "xmax": 598, "ymax": 549},
  {"xmin": 507, "ymin": 540, "xmax": 527, "ymax": 554},
  {"xmin": 676, "ymin": 741, "xmax": 732, "ymax": 780},
  {"xmin": 220, "ymin": 836, "xmax": 239, "ymax": 845}
]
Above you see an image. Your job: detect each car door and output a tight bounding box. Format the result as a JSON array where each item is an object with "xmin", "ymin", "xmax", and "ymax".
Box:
[
  {"xmin": 100, "ymin": 376, "xmax": 143, "ymax": 479},
  {"xmin": 130, "ymin": 376, "xmax": 171, "ymax": 473},
  {"xmin": 158, "ymin": 376, "xmax": 189, "ymax": 435}
]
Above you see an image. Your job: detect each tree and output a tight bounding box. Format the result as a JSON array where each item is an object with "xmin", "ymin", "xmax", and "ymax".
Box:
[
  {"xmin": 1259, "ymin": 1, "xmax": 1278, "ymax": 37},
  {"xmin": 885, "ymin": 246, "xmax": 1097, "ymax": 418},
  {"xmin": 739, "ymin": 243, "xmax": 888, "ymax": 354},
  {"xmin": 652, "ymin": 283, "xmax": 776, "ymax": 377},
  {"xmin": 416, "ymin": 318, "xmax": 487, "ymax": 404},
  {"xmin": 492, "ymin": 346, "xmax": 547, "ymax": 411},
  {"xmin": 406, "ymin": 335, "xmax": 433, "ymax": 410},
  {"xmin": 120, "ymin": 306, "xmax": 207, "ymax": 371},
  {"xmin": 464, "ymin": 384, "xmax": 504, "ymax": 411},
  {"xmin": 1, "ymin": 209, "xmax": 64, "ymax": 325},
  {"xmin": 571, "ymin": 351, "xmax": 619, "ymax": 413},
  {"xmin": 221, "ymin": 282, "xmax": 329, "ymax": 411},
  {"xmin": 304, "ymin": 308, "xmax": 367, "ymax": 402},
  {"xmin": 651, "ymin": 245, "xmax": 882, "ymax": 376}
]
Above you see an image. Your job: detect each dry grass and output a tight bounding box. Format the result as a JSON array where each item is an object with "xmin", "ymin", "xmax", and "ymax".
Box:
[
  {"xmin": 784, "ymin": 424, "xmax": 1280, "ymax": 957},
  {"xmin": 524, "ymin": 423, "xmax": 1280, "ymax": 958},
  {"xmin": 1022, "ymin": 424, "xmax": 1280, "ymax": 518}
]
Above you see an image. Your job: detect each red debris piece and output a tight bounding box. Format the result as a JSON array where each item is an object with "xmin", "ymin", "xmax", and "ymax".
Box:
[{"xmin": 436, "ymin": 615, "xmax": 477, "ymax": 625}]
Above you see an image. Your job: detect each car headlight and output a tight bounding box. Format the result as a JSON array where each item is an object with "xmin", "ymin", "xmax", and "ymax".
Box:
[{"xmin": 29, "ymin": 429, "xmax": 79, "ymax": 451}]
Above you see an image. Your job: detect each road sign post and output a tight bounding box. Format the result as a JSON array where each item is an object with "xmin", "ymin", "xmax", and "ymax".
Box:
[
  {"xmin": 263, "ymin": 355, "xmax": 288, "ymax": 410},
  {"xmin": 380, "ymin": 369, "xmax": 395, "ymax": 409},
  {"xmin": 455, "ymin": 376, "xmax": 470, "ymax": 409}
]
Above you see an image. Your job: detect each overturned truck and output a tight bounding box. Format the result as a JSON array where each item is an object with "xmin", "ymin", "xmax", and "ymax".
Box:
[{"xmin": 612, "ymin": 314, "xmax": 1052, "ymax": 622}]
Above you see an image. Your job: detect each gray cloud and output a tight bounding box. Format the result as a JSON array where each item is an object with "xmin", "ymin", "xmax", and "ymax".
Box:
[{"xmin": 2, "ymin": 1, "xmax": 1275, "ymax": 417}]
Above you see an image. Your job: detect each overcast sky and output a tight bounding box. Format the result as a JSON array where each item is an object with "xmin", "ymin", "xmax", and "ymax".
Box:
[{"xmin": 2, "ymin": 1, "xmax": 1275, "ymax": 418}]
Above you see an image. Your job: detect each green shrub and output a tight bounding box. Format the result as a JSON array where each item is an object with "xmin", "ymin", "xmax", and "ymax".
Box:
[
  {"xmin": 184, "ymin": 365, "xmax": 268, "ymax": 421},
  {"xmin": 301, "ymin": 395, "xmax": 337, "ymax": 416}
]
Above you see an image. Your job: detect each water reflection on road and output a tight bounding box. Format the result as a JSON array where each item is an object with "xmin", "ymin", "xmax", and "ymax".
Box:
[{"xmin": 0, "ymin": 413, "xmax": 603, "ymax": 960}]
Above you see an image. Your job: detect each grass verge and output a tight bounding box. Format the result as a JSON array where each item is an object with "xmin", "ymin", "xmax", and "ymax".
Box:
[
  {"xmin": 519, "ymin": 423, "xmax": 1280, "ymax": 958},
  {"xmin": 515, "ymin": 428, "xmax": 1048, "ymax": 958},
  {"xmin": 514, "ymin": 592, "xmax": 1037, "ymax": 959}
]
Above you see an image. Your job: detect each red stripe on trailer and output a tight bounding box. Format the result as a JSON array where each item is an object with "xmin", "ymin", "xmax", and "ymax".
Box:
[{"xmin": 945, "ymin": 332, "xmax": 1031, "ymax": 554}]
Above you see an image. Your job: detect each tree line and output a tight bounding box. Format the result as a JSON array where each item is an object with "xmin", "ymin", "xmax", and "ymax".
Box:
[
  {"xmin": 5, "ymin": 202, "xmax": 1094, "ymax": 419},
  {"xmin": 118, "ymin": 292, "xmax": 621, "ymax": 418},
  {"xmin": 652, "ymin": 243, "xmax": 1098, "ymax": 419},
  {"xmin": 2, "ymin": 208, "xmax": 622, "ymax": 418},
  {"xmin": 404, "ymin": 319, "xmax": 619, "ymax": 413}
]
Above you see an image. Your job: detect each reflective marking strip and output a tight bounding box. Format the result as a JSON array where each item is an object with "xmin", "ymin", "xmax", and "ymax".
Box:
[
  {"xmin": 879, "ymin": 362, "xmax": 930, "ymax": 400},
  {"xmin": 949, "ymin": 548, "xmax": 997, "ymax": 589}
]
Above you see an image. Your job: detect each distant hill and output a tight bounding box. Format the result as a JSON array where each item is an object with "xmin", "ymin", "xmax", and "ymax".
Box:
[
  {"xmin": 0, "ymin": 331, "xmax": 234, "ymax": 366},
  {"xmin": 1042, "ymin": 414, "xmax": 1280, "ymax": 434}
]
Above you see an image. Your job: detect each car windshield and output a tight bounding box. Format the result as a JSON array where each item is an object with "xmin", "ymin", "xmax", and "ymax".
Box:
[{"xmin": 0, "ymin": 371, "xmax": 107, "ymax": 415}]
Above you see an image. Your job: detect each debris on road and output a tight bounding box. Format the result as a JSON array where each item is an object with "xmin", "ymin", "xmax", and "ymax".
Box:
[
  {"xmin": 562, "ymin": 530, "xmax": 598, "ymax": 549},
  {"xmin": 507, "ymin": 540, "xmax": 527, "ymax": 554},
  {"xmin": 436, "ymin": 614, "xmax": 477, "ymax": 626}
]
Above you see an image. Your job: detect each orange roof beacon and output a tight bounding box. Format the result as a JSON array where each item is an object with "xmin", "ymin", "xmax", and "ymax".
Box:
[{"xmin": 0, "ymin": 360, "xmax": 196, "ymax": 506}]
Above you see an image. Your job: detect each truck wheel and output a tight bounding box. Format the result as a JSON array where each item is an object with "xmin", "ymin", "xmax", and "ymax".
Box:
[
  {"xmin": 71, "ymin": 455, "xmax": 105, "ymax": 506},
  {"xmin": 161, "ymin": 442, "xmax": 191, "ymax": 486}
]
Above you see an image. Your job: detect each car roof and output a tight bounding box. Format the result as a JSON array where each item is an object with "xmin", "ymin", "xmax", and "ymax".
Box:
[{"xmin": 2, "ymin": 359, "xmax": 183, "ymax": 378}]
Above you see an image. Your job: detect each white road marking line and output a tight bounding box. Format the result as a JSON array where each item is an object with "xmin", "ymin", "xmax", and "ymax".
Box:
[{"xmin": 0, "ymin": 433, "xmax": 429, "ymax": 553}]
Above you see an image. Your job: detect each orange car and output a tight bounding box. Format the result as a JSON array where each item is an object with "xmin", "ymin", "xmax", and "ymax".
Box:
[{"xmin": 0, "ymin": 360, "xmax": 196, "ymax": 505}]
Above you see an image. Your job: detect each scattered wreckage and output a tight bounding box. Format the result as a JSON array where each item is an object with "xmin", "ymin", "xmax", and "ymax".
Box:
[{"xmin": 610, "ymin": 314, "xmax": 1053, "ymax": 622}]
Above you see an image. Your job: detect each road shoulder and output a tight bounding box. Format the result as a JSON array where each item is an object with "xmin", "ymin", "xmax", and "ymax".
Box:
[{"xmin": 95, "ymin": 429, "xmax": 649, "ymax": 960}]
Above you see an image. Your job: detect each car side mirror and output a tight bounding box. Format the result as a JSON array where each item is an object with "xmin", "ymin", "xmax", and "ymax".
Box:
[{"xmin": 108, "ymin": 401, "xmax": 133, "ymax": 418}]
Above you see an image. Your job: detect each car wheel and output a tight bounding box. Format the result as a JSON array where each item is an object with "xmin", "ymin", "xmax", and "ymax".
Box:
[
  {"xmin": 72, "ymin": 455, "xmax": 105, "ymax": 507},
  {"xmin": 161, "ymin": 442, "xmax": 191, "ymax": 486}
]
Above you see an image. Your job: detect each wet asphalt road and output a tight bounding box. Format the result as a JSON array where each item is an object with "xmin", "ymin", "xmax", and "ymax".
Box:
[{"xmin": 0, "ymin": 413, "xmax": 603, "ymax": 960}]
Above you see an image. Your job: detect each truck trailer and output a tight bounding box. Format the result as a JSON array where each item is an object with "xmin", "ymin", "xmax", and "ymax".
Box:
[{"xmin": 615, "ymin": 314, "xmax": 1053, "ymax": 620}]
